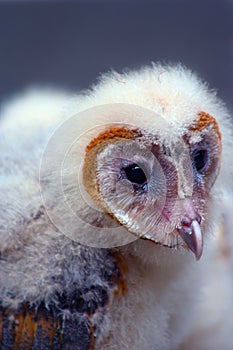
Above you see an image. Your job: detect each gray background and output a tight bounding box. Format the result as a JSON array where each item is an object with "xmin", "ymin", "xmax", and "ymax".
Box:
[{"xmin": 0, "ymin": 0, "xmax": 232, "ymax": 110}]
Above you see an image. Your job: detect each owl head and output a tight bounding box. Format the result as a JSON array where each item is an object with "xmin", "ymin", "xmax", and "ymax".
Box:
[{"xmin": 40, "ymin": 64, "xmax": 233, "ymax": 260}]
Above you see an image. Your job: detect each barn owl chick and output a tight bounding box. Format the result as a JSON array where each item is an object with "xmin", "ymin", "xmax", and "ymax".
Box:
[{"xmin": 0, "ymin": 64, "xmax": 233, "ymax": 350}]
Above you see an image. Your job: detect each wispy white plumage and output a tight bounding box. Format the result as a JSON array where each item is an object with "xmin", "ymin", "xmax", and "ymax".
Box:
[{"xmin": 0, "ymin": 64, "xmax": 233, "ymax": 349}]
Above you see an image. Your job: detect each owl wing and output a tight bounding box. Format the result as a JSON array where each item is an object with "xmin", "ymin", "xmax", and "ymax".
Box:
[{"xmin": 0, "ymin": 247, "xmax": 126, "ymax": 350}]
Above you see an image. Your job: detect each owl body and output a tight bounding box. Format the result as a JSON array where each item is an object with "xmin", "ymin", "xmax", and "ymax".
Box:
[{"xmin": 0, "ymin": 64, "xmax": 233, "ymax": 349}]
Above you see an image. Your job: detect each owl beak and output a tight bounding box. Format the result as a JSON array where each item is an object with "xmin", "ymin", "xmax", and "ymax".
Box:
[{"xmin": 177, "ymin": 219, "xmax": 203, "ymax": 260}]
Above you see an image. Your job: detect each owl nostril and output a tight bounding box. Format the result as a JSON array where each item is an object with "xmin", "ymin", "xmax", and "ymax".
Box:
[
  {"xmin": 181, "ymin": 217, "xmax": 192, "ymax": 228},
  {"xmin": 181, "ymin": 214, "xmax": 202, "ymax": 229}
]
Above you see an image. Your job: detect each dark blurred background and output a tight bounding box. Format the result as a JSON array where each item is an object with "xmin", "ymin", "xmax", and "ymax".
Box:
[{"xmin": 0, "ymin": 0, "xmax": 232, "ymax": 109}]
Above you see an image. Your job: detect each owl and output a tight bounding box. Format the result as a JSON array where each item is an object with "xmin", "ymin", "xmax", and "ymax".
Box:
[{"xmin": 0, "ymin": 64, "xmax": 232, "ymax": 350}]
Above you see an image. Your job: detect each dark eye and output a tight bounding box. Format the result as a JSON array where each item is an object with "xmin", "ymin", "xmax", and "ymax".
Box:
[
  {"xmin": 193, "ymin": 149, "xmax": 208, "ymax": 172},
  {"xmin": 123, "ymin": 164, "xmax": 147, "ymax": 185}
]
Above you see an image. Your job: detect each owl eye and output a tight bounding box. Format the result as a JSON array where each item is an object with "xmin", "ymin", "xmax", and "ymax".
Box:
[
  {"xmin": 123, "ymin": 164, "xmax": 147, "ymax": 185},
  {"xmin": 193, "ymin": 149, "xmax": 208, "ymax": 172}
]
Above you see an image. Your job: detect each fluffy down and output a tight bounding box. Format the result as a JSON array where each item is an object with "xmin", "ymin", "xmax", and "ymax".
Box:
[{"xmin": 0, "ymin": 64, "xmax": 233, "ymax": 350}]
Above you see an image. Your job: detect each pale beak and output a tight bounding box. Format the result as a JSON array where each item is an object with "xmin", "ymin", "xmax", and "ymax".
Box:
[{"xmin": 177, "ymin": 219, "xmax": 203, "ymax": 260}]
